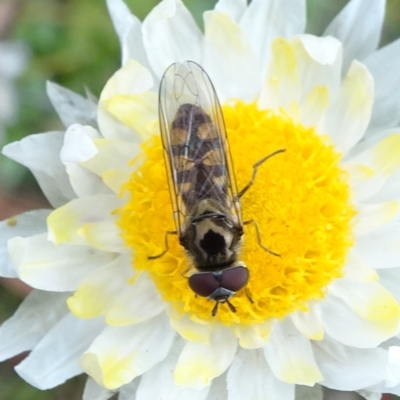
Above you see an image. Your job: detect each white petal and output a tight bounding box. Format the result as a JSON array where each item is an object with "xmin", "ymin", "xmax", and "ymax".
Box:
[
  {"xmin": 83, "ymin": 377, "xmax": 116, "ymax": 400},
  {"xmin": 101, "ymin": 59, "xmax": 153, "ymax": 101},
  {"xmin": 0, "ymin": 209, "xmax": 50, "ymax": 278},
  {"xmin": 299, "ymin": 83, "xmax": 329, "ymax": 130},
  {"xmin": 8, "ymin": 233, "xmax": 115, "ymax": 291},
  {"xmin": 349, "ymin": 133, "xmax": 400, "ymax": 179},
  {"xmin": 105, "ymin": 90, "xmax": 158, "ymax": 140},
  {"xmin": 364, "ymin": 38, "xmax": 400, "ymax": 131},
  {"xmin": 67, "ymin": 257, "xmax": 126, "ymax": 321},
  {"xmin": 98, "ymin": 59, "xmax": 154, "ymax": 142},
  {"xmin": 203, "ymin": 10, "xmax": 259, "ymax": 102},
  {"xmin": 80, "ymin": 313, "xmax": 175, "ymax": 389},
  {"xmin": 61, "ymin": 124, "xmax": 112, "ymax": 197},
  {"xmin": 377, "ymin": 267, "xmax": 400, "ymax": 304},
  {"xmin": 121, "ymin": 18, "xmax": 152, "ymax": 71},
  {"xmin": 68, "ymin": 258, "xmax": 164, "ymax": 325},
  {"xmin": 313, "ymin": 336, "xmax": 387, "ymax": 390},
  {"xmin": 240, "ymin": 0, "xmax": 306, "ymax": 76},
  {"xmin": 97, "ymin": 104, "xmax": 140, "ymax": 143},
  {"xmin": 334, "ymin": 278, "xmax": 400, "ymax": 324},
  {"xmin": 263, "ymin": 318, "xmax": 323, "ymax": 385},
  {"xmin": 300, "ymin": 81, "xmax": 329, "ymax": 126},
  {"xmin": 355, "ymin": 216, "xmax": 400, "ymax": 270},
  {"xmin": 142, "ymin": 0, "xmax": 202, "ymax": 78},
  {"xmin": 0, "ymin": 290, "xmax": 69, "ymax": 362},
  {"xmin": 386, "ymin": 346, "xmax": 400, "ymax": 388},
  {"xmin": 346, "ymin": 133, "xmax": 400, "ymax": 203},
  {"xmin": 324, "ymin": 0, "xmax": 385, "ymax": 72},
  {"xmin": 137, "ymin": 337, "xmax": 210, "ymax": 400},
  {"xmin": 384, "ymin": 384, "xmax": 400, "ymax": 397},
  {"xmin": 227, "ymin": 348, "xmax": 294, "ymax": 400},
  {"xmin": 106, "ymin": 0, "xmax": 152, "ymax": 70},
  {"xmin": 47, "ymin": 194, "xmax": 125, "ymax": 252},
  {"xmin": 258, "ymin": 37, "xmax": 301, "ymax": 110},
  {"xmin": 175, "ymin": 326, "xmax": 237, "ymax": 388},
  {"xmin": 344, "ymin": 161, "xmax": 386, "ymax": 203},
  {"xmin": 205, "ymin": 374, "xmax": 228, "ymax": 400},
  {"xmin": 168, "ymin": 308, "xmax": 213, "ymax": 344},
  {"xmin": 2, "ymin": 132, "xmax": 75, "ymax": 207},
  {"xmin": 320, "ymin": 283, "xmax": 400, "ymax": 348},
  {"xmin": 83, "ymin": 138, "xmax": 139, "ymax": 175},
  {"xmin": 293, "ymin": 35, "xmax": 342, "ymax": 128},
  {"xmin": 362, "ymin": 346, "xmax": 400, "ymax": 393},
  {"xmin": 106, "ymin": 271, "xmax": 165, "ymax": 326},
  {"xmin": 16, "ymin": 314, "xmax": 105, "ymax": 390},
  {"xmin": 214, "ymin": 0, "xmax": 247, "ymax": 22},
  {"xmin": 354, "ymin": 201, "xmax": 399, "ymax": 236},
  {"xmin": 106, "ymin": 0, "xmax": 133, "ymax": 42},
  {"xmin": 370, "ymin": 167, "xmax": 400, "ymax": 204},
  {"xmin": 46, "ymin": 81, "xmax": 97, "ymax": 128},
  {"xmin": 118, "ymin": 379, "xmax": 139, "ymax": 400},
  {"xmin": 348, "ymin": 127, "xmax": 400, "ymax": 161},
  {"xmin": 233, "ymin": 319, "xmax": 273, "ymax": 349},
  {"xmin": 290, "ymin": 303, "xmax": 324, "ymax": 341},
  {"xmin": 295, "ymin": 34, "xmax": 342, "ymax": 90},
  {"xmin": 323, "ymin": 61, "xmax": 373, "ymax": 155},
  {"xmin": 297, "ymin": 34, "xmax": 342, "ymax": 67},
  {"xmin": 82, "ymin": 138, "xmax": 139, "ymax": 194},
  {"xmin": 342, "ymin": 249, "xmax": 379, "ymax": 283},
  {"xmin": 85, "ymin": 87, "xmax": 98, "ymax": 104}
]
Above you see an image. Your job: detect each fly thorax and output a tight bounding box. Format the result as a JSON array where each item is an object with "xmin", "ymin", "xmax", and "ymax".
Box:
[{"xmin": 192, "ymin": 219, "xmax": 234, "ymax": 266}]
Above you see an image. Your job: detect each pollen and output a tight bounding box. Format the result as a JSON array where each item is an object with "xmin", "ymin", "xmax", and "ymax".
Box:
[{"xmin": 117, "ymin": 102, "xmax": 356, "ymax": 326}]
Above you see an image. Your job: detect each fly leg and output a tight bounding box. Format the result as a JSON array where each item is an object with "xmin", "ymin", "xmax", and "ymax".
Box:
[
  {"xmin": 148, "ymin": 230, "xmax": 177, "ymax": 260},
  {"xmin": 212, "ymin": 302, "xmax": 219, "ymax": 317},
  {"xmin": 245, "ymin": 288, "xmax": 254, "ymax": 303},
  {"xmin": 238, "ymin": 148, "xmax": 285, "ymax": 198},
  {"xmin": 239, "ymin": 149, "xmax": 285, "ymax": 257},
  {"xmin": 243, "ymin": 219, "xmax": 280, "ymax": 257},
  {"xmin": 212, "ymin": 299, "xmax": 237, "ymax": 317}
]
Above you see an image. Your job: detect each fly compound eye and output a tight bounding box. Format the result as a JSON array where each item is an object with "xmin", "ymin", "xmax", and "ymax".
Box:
[
  {"xmin": 188, "ymin": 265, "xmax": 249, "ymax": 298},
  {"xmin": 220, "ymin": 265, "xmax": 249, "ymax": 292},
  {"xmin": 188, "ymin": 272, "xmax": 220, "ymax": 297}
]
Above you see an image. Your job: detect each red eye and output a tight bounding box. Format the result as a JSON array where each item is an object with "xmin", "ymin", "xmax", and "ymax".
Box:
[
  {"xmin": 188, "ymin": 272, "xmax": 219, "ymax": 297},
  {"xmin": 188, "ymin": 266, "xmax": 249, "ymax": 297},
  {"xmin": 220, "ymin": 265, "xmax": 249, "ymax": 292}
]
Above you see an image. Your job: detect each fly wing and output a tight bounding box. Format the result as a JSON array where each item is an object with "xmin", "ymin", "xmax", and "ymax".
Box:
[{"xmin": 158, "ymin": 61, "xmax": 242, "ymax": 236}]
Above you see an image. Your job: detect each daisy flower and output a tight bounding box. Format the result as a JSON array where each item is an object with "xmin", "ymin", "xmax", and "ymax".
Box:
[{"xmin": 1, "ymin": 0, "xmax": 400, "ymax": 399}]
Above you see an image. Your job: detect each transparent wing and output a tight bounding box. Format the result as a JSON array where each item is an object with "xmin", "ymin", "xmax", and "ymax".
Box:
[{"xmin": 158, "ymin": 61, "xmax": 242, "ymax": 237}]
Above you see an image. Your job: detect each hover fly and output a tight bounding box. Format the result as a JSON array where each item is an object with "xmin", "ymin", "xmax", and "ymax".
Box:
[{"xmin": 149, "ymin": 61, "xmax": 285, "ymax": 316}]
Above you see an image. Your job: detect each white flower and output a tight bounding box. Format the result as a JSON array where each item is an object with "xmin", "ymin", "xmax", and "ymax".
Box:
[{"xmin": 1, "ymin": 0, "xmax": 400, "ymax": 399}]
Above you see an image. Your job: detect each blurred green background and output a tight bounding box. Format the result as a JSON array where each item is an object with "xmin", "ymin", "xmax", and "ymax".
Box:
[{"xmin": 0, "ymin": 0, "xmax": 399, "ymax": 399}]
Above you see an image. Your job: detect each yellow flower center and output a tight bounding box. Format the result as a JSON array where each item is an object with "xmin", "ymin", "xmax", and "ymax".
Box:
[{"xmin": 117, "ymin": 101, "xmax": 356, "ymax": 325}]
